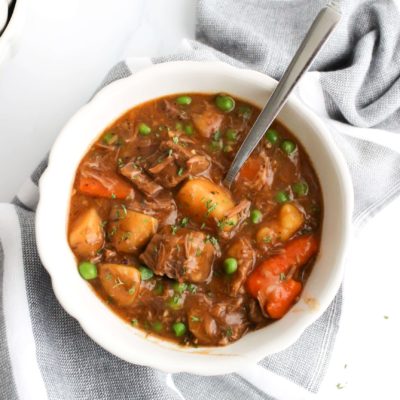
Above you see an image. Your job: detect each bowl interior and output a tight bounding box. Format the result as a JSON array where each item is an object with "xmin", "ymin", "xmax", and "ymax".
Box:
[{"xmin": 36, "ymin": 61, "xmax": 353, "ymax": 375}]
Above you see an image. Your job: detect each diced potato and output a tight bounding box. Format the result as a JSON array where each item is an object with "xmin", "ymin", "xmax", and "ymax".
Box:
[
  {"xmin": 69, "ymin": 208, "xmax": 104, "ymax": 258},
  {"xmin": 256, "ymin": 203, "xmax": 304, "ymax": 246},
  {"xmin": 176, "ymin": 178, "xmax": 236, "ymax": 227},
  {"xmin": 109, "ymin": 210, "xmax": 158, "ymax": 253},
  {"xmin": 279, "ymin": 203, "xmax": 304, "ymax": 241},
  {"xmin": 99, "ymin": 263, "xmax": 141, "ymax": 306}
]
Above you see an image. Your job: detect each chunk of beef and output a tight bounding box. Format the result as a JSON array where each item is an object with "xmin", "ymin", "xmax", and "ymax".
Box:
[
  {"xmin": 146, "ymin": 140, "xmax": 210, "ymax": 188},
  {"xmin": 192, "ymin": 107, "xmax": 224, "ymax": 138},
  {"xmin": 234, "ymin": 150, "xmax": 274, "ymax": 194},
  {"xmin": 119, "ymin": 161, "xmax": 163, "ymax": 197},
  {"xmin": 128, "ymin": 193, "xmax": 177, "ymax": 226},
  {"xmin": 163, "ymin": 99, "xmax": 190, "ymax": 120},
  {"xmin": 187, "ymin": 294, "xmax": 248, "ymax": 345},
  {"xmin": 218, "ymin": 199, "xmax": 251, "ymax": 241},
  {"xmin": 140, "ymin": 226, "xmax": 217, "ymax": 283},
  {"xmin": 226, "ymin": 238, "xmax": 256, "ymax": 295}
]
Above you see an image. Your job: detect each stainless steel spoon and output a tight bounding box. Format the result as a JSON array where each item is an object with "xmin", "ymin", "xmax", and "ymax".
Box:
[{"xmin": 223, "ymin": 1, "xmax": 342, "ymax": 188}]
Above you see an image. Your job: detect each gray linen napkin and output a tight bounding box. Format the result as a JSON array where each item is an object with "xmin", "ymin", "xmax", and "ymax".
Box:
[{"xmin": 1, "ymin": 0, "xmax": 400, "ymax": 399}]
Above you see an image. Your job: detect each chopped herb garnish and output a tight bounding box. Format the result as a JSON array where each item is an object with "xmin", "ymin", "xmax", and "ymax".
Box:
[
  {"xmin": 195, "ymin": 249, "xmax": 203, "ymax": 257},
  {"xmin": 172, "ymin": 281, "xmax": 187, "ymax": 294},
  {"xmin": 177, "ymin": 167, "xmax": 184, "ymax": 176},
  {"xmin": 167, "ymin": 148, "xmax": 173, "ymax": 157},
  {"xmin": 180, "ymin": 217, "xmax": 189, "ymax": 227},
  {"xmin": 128, "ymin": 286, "xmax": 136, "ymax": 295},
  {"xmin": 336, "ymin": 383, "xmax": 345, "ymax": 390},
  {"xmin": 200, "ymin": 222, "xmax": 206, "ymax": 229},
  {"xmin": 187, "ymin": 283, "xmax": 197, "ymax": 293},
  {"xmin": 171, "ymin": 225, "xmax": 179, "ymax": 235},
  {"xmin": 263, "ymin": 236, "xmax": 272, "ymax": 243},
  {"xmin": 153, "ymin": 281, "xmax": 163, "ymax": 295},
  {"xmin": 121, "ymin": 231, "xmax": 132, "ymax": 241},
  {"xmin": 217, "ymin": 218, "xmax": 236, "ymax": 230},
  {"xmin": 225, "ymin": 327, "xmax": 233, "ymax": 337},
  {"xmin": 112, "ymin": 276, "xmax": 124, "ymax": 289},
  {"xmin": 111, "ymin": 193, "xmax": 116, "ymax": 199},
  {"xmin": 105, "ymin": 272, "xmax": 113, "ymax": 281},
  {"xmin": 131, "ymin": 319, "xmax": 138, "ymax": 327},
  {"xmin": 172, "ymin": 136, "xmax": 179, "ymax": 144},
  {"xmin": 100, "ymin": 220, "xmax": 108, "ymax": 228},
  {"xmin": 205, "ymin": 234, "xmax": 219, "ymax": 247},
  {"xmin": 108, "ymin": 226, "xmax": 117, "ymax": 237},
  {"xmin": 121, "ymin": 204, "xmax": 128, "ymax": 217},
  {"xmin": 279, "ymin": 272, "xmax": 286, "ymax": 281},
  {"xmin": 191, "ymin": 316, "xmax": 201, "ymax": 322},
  {"xmin": 204, "ymin": 199, "xmax": 218, "ymax": 216},
  {"xmin": 117, "ymin": 158, "xmax": 124, "ymax": 168}
]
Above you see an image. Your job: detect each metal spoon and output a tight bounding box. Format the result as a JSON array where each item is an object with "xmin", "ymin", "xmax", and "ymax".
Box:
[{"xmin": 223, "ymin": 1, "xmax": 342, "ymax": 188}]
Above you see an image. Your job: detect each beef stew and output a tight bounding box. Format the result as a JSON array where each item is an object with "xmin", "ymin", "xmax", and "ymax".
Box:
[{"xmin": 68, "ymin": 93, "xmax": 322, "ymax": 346}]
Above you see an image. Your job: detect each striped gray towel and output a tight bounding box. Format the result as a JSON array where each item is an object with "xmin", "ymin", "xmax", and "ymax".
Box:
[{"xmin": 1, "ymin": 0, "xmax": 400, "ymax": 399}]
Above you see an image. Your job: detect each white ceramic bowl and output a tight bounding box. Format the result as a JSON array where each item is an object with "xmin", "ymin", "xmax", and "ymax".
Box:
[{"xmin": 36, "ymin": 61, "xmax": 353, "ymax": 375}]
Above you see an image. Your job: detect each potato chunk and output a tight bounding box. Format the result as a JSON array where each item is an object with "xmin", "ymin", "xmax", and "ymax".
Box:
[
  {"xmin": 69, "ymin": 208, "xmax": 104, "ymax": 258},
  {"xmin": 256, "ymin": 203, "xmax": 304, "ymax": 246},
  {"xmin": 109, "ymin": 210, "xmax": 158, "ymax": 253},
  {"xmin": 177, "ymin": 178, "xmax": 236, "ymax": 228},
  {"xmin": 99, "ymin": 263, "xmax": 141, "ymax": 306}
]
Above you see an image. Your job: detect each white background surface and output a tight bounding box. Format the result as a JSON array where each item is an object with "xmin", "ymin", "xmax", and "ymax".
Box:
[{"xmin": 0, "ymin": 1, "xmax": 399, "ymax": 399}]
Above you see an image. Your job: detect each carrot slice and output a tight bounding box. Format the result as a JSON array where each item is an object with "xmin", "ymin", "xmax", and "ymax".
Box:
[
  {"xmin": 266, "ymin": 279, "xmax": 302, "ymax": 319},
  {"xmin": 78, "ymin": 176, "xmax": 133, "ymax": 199},
  {"xmin": 246, "ymin": 235, "xmax": 318, "ymax": 319}
]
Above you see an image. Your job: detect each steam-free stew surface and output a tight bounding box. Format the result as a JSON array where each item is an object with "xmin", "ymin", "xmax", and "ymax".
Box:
[{"xmin": 68, "ymin": 93, "xmax": 322, "ymax": 346}]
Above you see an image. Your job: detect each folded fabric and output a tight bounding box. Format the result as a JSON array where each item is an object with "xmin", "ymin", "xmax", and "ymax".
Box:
[{"xmin": 1, "ymin": 1, "xmax": 400, "ymax": 399}]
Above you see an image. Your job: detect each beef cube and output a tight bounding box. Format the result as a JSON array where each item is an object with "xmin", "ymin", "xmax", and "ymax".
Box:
[
  {"xmin": 140, "ymin": 226, "xmax": 217, "ymax": 283},
  {"xmin": 119, "ymin": 162, "xmax": 163, "ymax": 197}
]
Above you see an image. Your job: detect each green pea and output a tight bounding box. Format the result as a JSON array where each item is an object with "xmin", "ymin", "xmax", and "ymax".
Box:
[
  {"xmin": 184, "ymin": 124, "xmax": 194, "ymax": 135},
  {"xmin": 250, "ymin": 209, "xmax": 263, "ymax": 224},
  {"xmin": 151, "ymin": 321, "xmax": 163, "ymax": 332},
  {"xmin": 139, "ymin": 266, "xmax": 154, "ymax": 281},
  {"xmin": 223, "ymin": 257, "xmax": 238, "ymax": 275},
  {"xmin": 78, "ymin": 261, "xmax": 97, "ymax": 280},
  {"xmin": 225, "ymin": 128, "xmax": 238, "ymax": 141},
  {"xmin": 265, "ymin": 129, "xmax": 279, "ymax": 144},
  {"xmin": 138, "ymin": 123, "xmax": 151, "ymax": 136},
  {"xmin": 275, "ymin": 191, "xmax": 289, "ymax": 203},
  {"xmin": 281, "ymin": 140, "xmax": 296, "ymax": 154},
  {"xmin": 176, "ymin": 95, "xmax": 192, "ymax": 105},
  {"xmin": 215, "ymin": 94, "xmax": 235, "ymax": 113},
  {"xmin": 172, "ymin": 322, "xmax": 187, "ymax": 337},
  {"xmin": 172, "ymin": 281, "xmax": 187, "ymax": 294},
  {"xmin": 292, "ymin": 181, "xmax": 309, "ymax": 197}
]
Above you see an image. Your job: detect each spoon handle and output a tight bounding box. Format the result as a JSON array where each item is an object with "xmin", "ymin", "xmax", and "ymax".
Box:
[{"xmin": 223, "ymin": 1, "xmax": 342, "ymax": 188}]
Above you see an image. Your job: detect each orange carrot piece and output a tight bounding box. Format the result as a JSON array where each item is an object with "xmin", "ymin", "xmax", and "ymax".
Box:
[
  {"xmin": 266, "ymin": 279, "xmax": 302, "ymax": 319},
  {"xmin": 78, "ymin": 176, "xmax": 133, "ymax": 199},
  {"xmin": 246, "ymin": 235, "xmax": 318, "ymax": 319}
]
